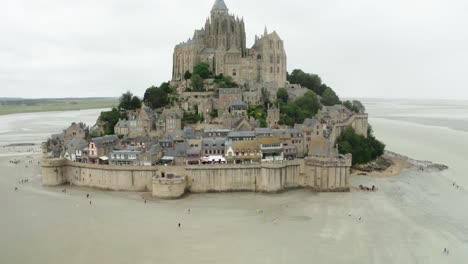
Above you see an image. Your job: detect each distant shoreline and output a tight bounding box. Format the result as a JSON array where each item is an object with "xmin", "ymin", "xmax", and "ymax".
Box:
[{"xmin": 0, "ymin": 98, "xmax": 117, "ymax": 116}]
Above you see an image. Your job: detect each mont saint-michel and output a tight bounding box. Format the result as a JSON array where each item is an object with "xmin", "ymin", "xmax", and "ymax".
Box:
[
  {"xmin": 2, "ymin": 0, "xmax": 468, "ymax": 263},
  {"xmin": 41, "ymin": 0, "xmax": 375, "ymax": 199}
]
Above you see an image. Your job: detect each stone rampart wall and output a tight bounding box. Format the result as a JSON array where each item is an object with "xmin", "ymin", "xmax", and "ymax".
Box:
[{"xmin": 41, "ymin": 157, "xmax": 351, "ymax": 197}]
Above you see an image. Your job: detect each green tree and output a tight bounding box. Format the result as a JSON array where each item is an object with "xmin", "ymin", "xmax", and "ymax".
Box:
[
  {"xmin": 182, "ymin": 111, "xmax": 204, "ymax": 125},
  {"xmin": 343, "ymin": 100, "xmax": 366, "ymax": 114},
  {"xmin": 277, "ymin": 88, "xmax": 289, "ymax": 104},
  {"xmin": 247, "ymin": 105, "xmax": 267, "ymax": 127},
  {"xmin": 193, "ymin": 62, "xmax": 212, "ymax": 79},
  {"xmin": 336, "ymin": 126, "xmax": 385, "ymax": 165},
  {"xmin": 184, "ymin": 71, "xmax": 192, "ymax": 88},
  {"xmin": 321, "ymin": 87, "xmax": 341, "ymax": 106},
  {"xmin": 279, "ymin": 91, "xmax": 320, "ymax": 126},
  {"xmin": 119, "ymin": 91, "xmax": 141, "ymax": 110},
  {"xmin": 288, "ymin": 69, "xmax": 323, "ymax": 95},
  {"xmin": 143, "ymin": 86, "xmax": 169, "ymax": 110},
  {"xmin": 352, "ymin": 100, "xmax": 366, "ymax": 113},
  {"xmin": 211, "ymin": 109, "xmax": 218, "ymax": 118},
  {"xmin": 118, "ymin": 91, "xmax": 132, "ymax": 110},
  {"xmin": 191, "ymin": 74, "xmax": 204, "ymax": 91},
  {"xmin": 130, "ymin": 96, "xmax": 142, "ymax": 109},
  {"xmin": 99, "ymin": 108, "xmax": 127, "ymax": 135},
  {"xmin": 214, "ymin": 75, "xmax": 238, "ymax": 88},
  {"xmin": 159, "ymin": 82, "xmax": 172, "ymax": 94}
]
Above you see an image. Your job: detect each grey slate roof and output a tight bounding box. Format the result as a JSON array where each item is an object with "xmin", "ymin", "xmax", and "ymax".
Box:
[
  {"xmin": 303, "ymin": 118, "xmax": 320, "ymax": 128},
  {"xmin": 212, "ymin": 0, "xmax": 228, "ymax": 10},
  {"xmin": 202, "ymin": 138, "xmax": 226, "ymax": 150},
  {"xmin": 51, "ymin": 133, "xmax": 64, "ymax": 141},
  {"xmin": 231, "ymin": 100, "xmax": 248, "ymax": 107},
  {"xmin": 228, "ymin": 131, "xmax": 255, "ymax": 138},
  {"xmin": 255, "ymin": 127, "xmax": 273, "ymax": 135},
  {"xmin": 91, "ymin": 135, "xmax": 118, "ymax": 148},
  {"xmin": 165, "ymin": 142, "xmax": 189, "ymax": 158},
  {"xmin": 66, "ymin": 138, "xmax": 85, "ymax": 154},
  {"xmin": 115, "ymin": 119, "xmax": 129, "ymax": 128}
]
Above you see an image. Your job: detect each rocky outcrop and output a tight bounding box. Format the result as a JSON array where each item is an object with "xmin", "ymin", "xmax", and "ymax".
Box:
[
  {"xmin": 352, "ymin": 151, "xmax": 449, "ymax": 176},
  {"xmin": 352, "ymin": 156, "xmax": 393, "ymax": 173}
]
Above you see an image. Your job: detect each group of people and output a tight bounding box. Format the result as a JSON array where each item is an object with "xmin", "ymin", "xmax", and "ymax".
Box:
[
  {"xmin": 15, "ymin": 177, "xmax": 30, "ymax": 191},
  {"xmin": 452, "ymin": 182, "xmax": 460, "ymax": 189},
  {"xmin": 358, "ymin": 185, "xmax": 377, "ymax": 191}
]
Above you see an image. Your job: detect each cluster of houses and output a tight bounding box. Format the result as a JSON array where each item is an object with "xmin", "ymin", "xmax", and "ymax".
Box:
[{"xmin": 44, "ymin": 84, "xmax": 368, "ymax": 167}]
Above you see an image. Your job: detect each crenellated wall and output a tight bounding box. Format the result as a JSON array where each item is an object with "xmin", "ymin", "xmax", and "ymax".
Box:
[{"xmin": 42, "ymin": 155, "xmax": 352, "ymax": 198}]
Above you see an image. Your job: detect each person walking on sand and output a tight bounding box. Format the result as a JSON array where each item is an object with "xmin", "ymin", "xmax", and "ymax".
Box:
[
  {"xmin": 89, "ymin": 201, "xmax": 92, "ymax": 205},
  {"xmin": 14, "ymin": 187, "xmax": 18, "ymax": 191},
  {"xmin": 178, "ymin": 223, "xmax": 181, "ymax": 228},
  {"xmin": 86, "ymin": 194, "xmax": 89, "ymax": 198}
]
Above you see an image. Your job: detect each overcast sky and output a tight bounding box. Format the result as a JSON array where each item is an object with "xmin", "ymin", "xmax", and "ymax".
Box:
[{"xmin": 1, "ymin": 0, "xmax": 467, "ymax": 99}]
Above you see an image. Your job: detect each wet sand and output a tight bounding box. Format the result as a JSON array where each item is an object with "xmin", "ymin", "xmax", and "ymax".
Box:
[
  {"xmin": 1, "ymin": 154, "xmax": 467, "ymax": 264},
  {"xmin": 1, "ymin": 104, "xmax": 468, "ymax": 263}
]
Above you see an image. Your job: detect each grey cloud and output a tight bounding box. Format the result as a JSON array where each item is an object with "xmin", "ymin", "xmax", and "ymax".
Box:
[{"xmin": 1, "ymin": 0, "xmax": 467, "ymax": 99}]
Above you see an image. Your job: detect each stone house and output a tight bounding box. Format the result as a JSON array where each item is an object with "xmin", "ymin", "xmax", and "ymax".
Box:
[
  {"xmin": 140, "ymin": 144, "xmax": 163, "ymax": 166},
  {"xmin": 187, "ymin": 139, "xmax": 202, "ymax": 164},
  {"xmin": 63, "ymin": 122, "xmax": 88, "ymax": 143},
  {"xmin": 242, "ymin": 91, "xmax": 261, "ymax": 106},
  {"xmin": 64, "ymin": 138, "xmax": 87, "ymax": 162},
  {"xmin": 295, "ymin": 118, "xmax": 323, "ymax": 155},
  {"xmin": 226, "ymin": 140, "xmax": 261, "ymax": 164},
  {"xmin": 202, "ymin": 138, "xmax": 226, "ymax": 156},
  {"xmin": 127, "ymin": 107, "xmax": 155, "ymax": 138},
  {"xmin": 273, "ymin": 128, "xmax": 304, "ymax": 158},
  {"xmin": 230, "ymin": 100, "xmax": 248, "ymax": 117},
  {"xmin": 88, "ymin": 135, "xmax": 119, "ymax": 164},
  {"xmin": 259, "ymin": 137, "xmax": 283, "ymax": 162},
  {"xmin": 109, "ymin": 150, "xmax": 141, "ymax": 166},
  {"xmin": 218, "ymin": 88, "xmax": 242, "ymax": 111},
  {"xmin": 159, "ymin": 134, "xmax": 174, "ymax": 149},
  {"xmin": 266, "ymin": 104, "xmax": 280, "ymax": 128},
  {"xmin": 157, "ymin": 108, "xmax": 183, "ymax": 133},
  {"xmin": 114, "ymin": 119, "xmax": 130, "ymax": 137},
  {"xmin": 162, "ymin": 142, "xmax": 189, "ymax": 166}
]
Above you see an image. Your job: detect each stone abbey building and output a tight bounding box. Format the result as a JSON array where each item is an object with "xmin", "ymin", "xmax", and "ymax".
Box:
[{"xmin": 172, "ymin": 0, "xmax": 287, "ymax": 87}]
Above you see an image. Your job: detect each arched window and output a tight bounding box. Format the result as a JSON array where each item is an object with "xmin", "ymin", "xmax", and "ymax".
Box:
[{"xmin": 257, "ymin": 54, "xmax": 262, "ymax": 60}]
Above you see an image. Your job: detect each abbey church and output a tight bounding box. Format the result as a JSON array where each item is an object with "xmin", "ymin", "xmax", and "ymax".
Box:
[{"xmin": 172, "ymin": 0, "xmax": 287, "ymax": 87}]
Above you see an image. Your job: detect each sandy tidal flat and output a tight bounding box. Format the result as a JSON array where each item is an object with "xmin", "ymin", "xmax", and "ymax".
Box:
[{"xmin": 0, "ymin": 154, "xmax": 467, "ymax": 264}]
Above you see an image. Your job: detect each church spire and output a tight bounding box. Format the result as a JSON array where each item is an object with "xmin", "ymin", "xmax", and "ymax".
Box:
[
  {"xmin": 264, "ymin": 26, "xmax": 268, "ymax": 37},
  {"xmin": 212, "ymin": 0, "xmax": 228, "ymax": 12}
]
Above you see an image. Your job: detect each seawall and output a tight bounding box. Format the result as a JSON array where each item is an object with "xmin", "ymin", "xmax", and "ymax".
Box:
[{"xmin": 42, "ymin": 155, "xmax": 352, "ymax": 198}]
